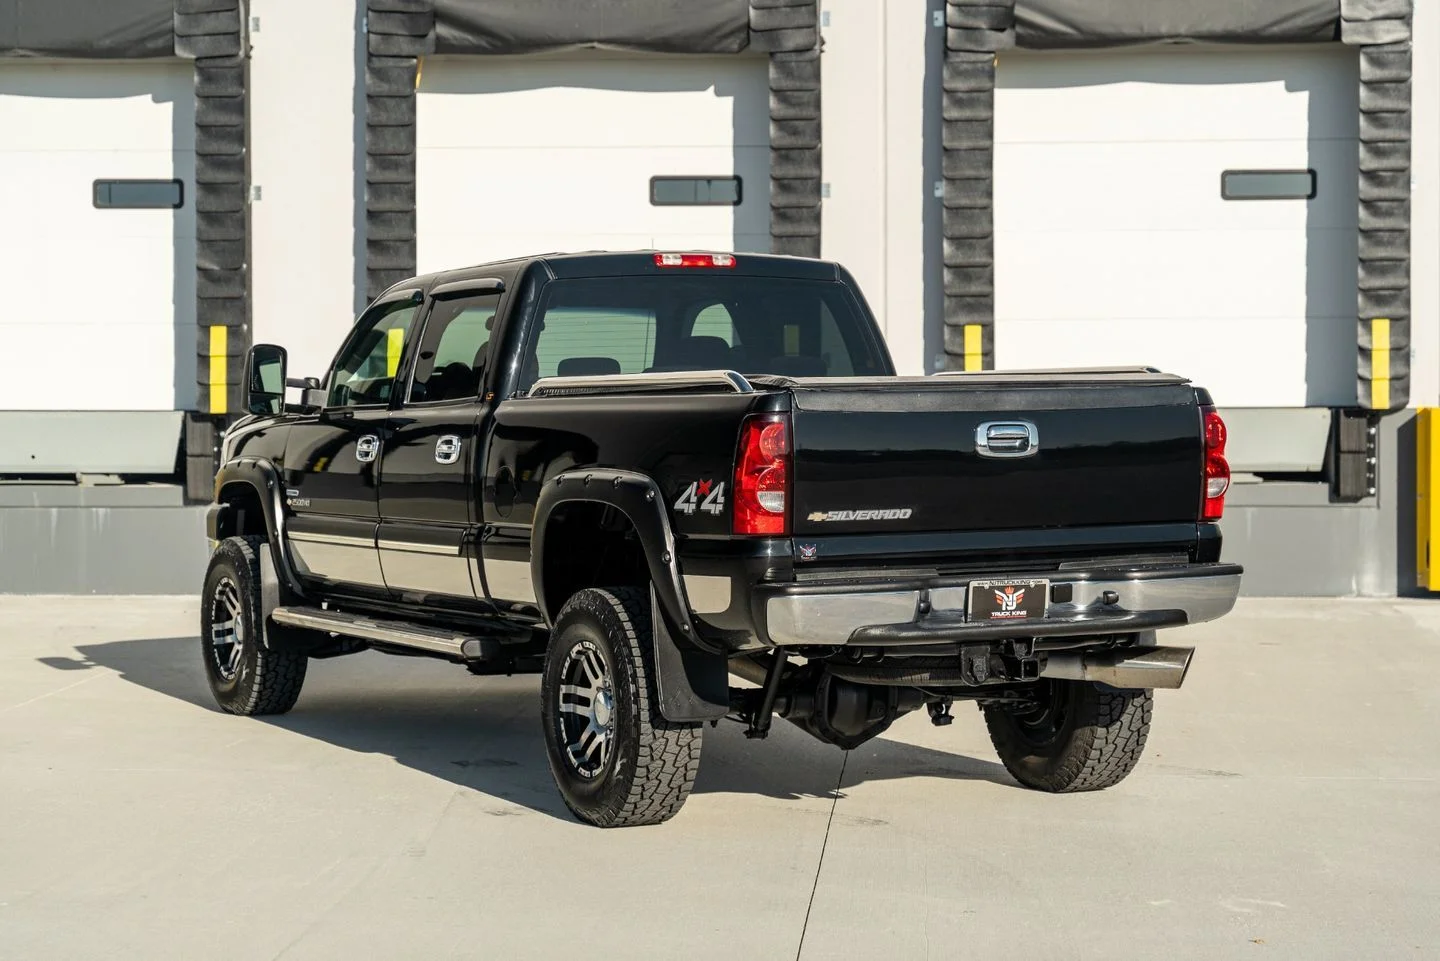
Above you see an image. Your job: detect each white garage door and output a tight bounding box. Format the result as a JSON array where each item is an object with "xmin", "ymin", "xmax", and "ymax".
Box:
[
  {"xmin": 0, "ymin": 61, "xmax": 195, "ymax": 412},
  {"xmin": 417, "ymin": 53, "xmax": 770, "ymax": 274},
  {"xmin": 994, "ymin": 46, "xmax": 1359, "ymax": 408}
]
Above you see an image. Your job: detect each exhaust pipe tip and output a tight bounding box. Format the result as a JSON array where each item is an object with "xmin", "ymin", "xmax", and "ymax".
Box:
[{"xmin": 1042, "ymin": 645, "xmax": 1194, "ymax": 690}]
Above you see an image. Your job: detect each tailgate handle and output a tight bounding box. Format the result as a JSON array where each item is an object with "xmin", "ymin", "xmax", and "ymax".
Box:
[{"xmin": 976, "ymin": 421, "xmax": 1038, "ymax": 458}]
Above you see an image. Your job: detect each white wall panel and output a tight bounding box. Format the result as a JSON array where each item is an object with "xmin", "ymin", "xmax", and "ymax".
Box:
[
  {"xmin": 0, "ymin": 61, "xmax": 194, "ymax": 411},
  {"xmin": 249, "ymin": 0, "xmax": 361, "ymax": 384},
  {"xmin": 819, "ymin": 0, "xmax": 937, "ymax": 376},
  {"xmin": 817, "ymin": 1, "xmax": 886, "ymax": 340}
]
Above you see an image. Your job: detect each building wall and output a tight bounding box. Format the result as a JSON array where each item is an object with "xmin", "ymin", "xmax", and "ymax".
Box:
[
  {"xmin": 249, "ymin": 0, "xmax": 361, "ymax": 385},
  {"xmin": 820, "ymin": 0, "xmax": 942, "ymax": 376}
]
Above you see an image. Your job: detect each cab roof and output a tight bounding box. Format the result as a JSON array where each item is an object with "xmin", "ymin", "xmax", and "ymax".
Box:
[{"xmin": 394, "ymin": 250, "xmax": 844, "ymax": 298}]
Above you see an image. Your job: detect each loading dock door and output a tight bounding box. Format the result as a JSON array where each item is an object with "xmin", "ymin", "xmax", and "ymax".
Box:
[
  {"xmin": 416, "ymin": 53, "xmax": 770, "ymax": 274},
  {"xmin": 994, "ymin": 45, "xmax": 1359, "ymax": 408},
  {"xmin": 0, "ymin": 61, "xmax": 195, "ymax": 412}
]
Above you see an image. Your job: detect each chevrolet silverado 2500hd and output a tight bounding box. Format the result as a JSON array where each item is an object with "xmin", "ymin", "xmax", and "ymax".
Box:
[{"xmin": 204, "ymin": 250, "xmax": 1242, "ymax": 827}]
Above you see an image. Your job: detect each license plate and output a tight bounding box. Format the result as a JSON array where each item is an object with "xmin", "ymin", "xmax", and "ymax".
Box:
[{"xmin": 967, "ymin": 579, "xmax": 1050, "ymax": 622}]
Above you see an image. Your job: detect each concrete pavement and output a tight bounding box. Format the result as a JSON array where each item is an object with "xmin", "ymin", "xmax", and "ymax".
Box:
[{"xmin": 1, "ymin": 596, "xmax": 1437, "ymax": 960}]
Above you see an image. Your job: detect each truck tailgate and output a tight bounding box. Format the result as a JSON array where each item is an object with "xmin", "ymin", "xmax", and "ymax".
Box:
[{"xmin": 787, "ymin": 371, "xmax": 1205, "ymax": 536}]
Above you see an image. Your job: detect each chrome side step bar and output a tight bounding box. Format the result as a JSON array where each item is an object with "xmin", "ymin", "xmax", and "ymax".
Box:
[{"xmin": 270, "ymin": 607, "xmax": 501, "ymax": 660}]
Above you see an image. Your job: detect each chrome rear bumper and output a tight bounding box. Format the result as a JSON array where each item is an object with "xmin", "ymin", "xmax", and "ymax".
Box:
[{"xmin": 762, "ymin": 563, "xmax": 1242, "ymax": 646}]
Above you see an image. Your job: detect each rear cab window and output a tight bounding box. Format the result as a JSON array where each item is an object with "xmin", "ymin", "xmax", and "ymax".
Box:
[
  {"xmin": 535, "ymin": 308, "xmax": 657, "ymax": 378},
  {"xmin": 518, "ymin": 273, "xmax": 888, "ymax": 392}
]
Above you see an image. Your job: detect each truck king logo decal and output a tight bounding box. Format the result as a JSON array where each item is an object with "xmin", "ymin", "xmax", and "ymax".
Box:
[{"xmin": 994, "ymin": 586, "xmax": 1025, "ymax": 613}]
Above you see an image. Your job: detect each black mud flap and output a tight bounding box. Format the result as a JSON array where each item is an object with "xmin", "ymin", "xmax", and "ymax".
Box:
[
  {"xmin": 257, "ymin": 546, "xmax": 284, "ymax": 651},
  {"xmin": 650, "ymin": 588, "xmax": 730, "ymax": 722}
]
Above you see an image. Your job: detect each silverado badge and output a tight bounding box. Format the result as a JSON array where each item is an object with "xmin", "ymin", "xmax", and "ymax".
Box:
[{"xmin": 807, "ymin": 508, "xmax": 913, "ymax": 522}]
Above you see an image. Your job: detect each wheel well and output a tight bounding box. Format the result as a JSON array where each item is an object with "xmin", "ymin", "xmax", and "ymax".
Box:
[
  {"xmin": 217, "ymin": 482, "xmax": 268, "ymax": 540},
  {"xmin": 540, "ymin": 502, "xmax": 649, "ymax": 619}
]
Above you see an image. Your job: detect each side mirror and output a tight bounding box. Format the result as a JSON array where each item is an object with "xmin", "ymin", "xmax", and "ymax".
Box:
[
  {"xmin": 283, "ymin": 376, "xmax": 326, "ymax": 412},
  {"xmin": 243, "ymin": 344, "xmax": 287, "ymax": 416}
]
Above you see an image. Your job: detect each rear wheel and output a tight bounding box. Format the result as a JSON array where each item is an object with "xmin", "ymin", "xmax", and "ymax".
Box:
[
  {"xmin": 201, "ymin": 536, "xmax": 308, "ymax": 716},
  {"xmin": 983, "ymin": 679, "xmax": 1152, "ymax": 792},
  {"xmin": 540, "ymin": 587, "xmax": 702, "ymax": 827}
]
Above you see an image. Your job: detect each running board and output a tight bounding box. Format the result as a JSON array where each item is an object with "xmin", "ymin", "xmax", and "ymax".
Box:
[{"xmin": 270, "ymin": 607, "xmax": 502, "ymax": 660}]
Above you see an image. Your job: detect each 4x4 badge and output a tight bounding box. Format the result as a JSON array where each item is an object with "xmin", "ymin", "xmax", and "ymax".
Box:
[{"xmin": 674, "ymin": 480, "xmax": 725, "ymax": 516}]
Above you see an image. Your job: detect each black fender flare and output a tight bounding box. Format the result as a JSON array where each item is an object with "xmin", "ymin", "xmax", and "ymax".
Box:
[
  {"xmin": 531, "ymin": 467, "xmax": 729, "ymax": 721},
  {"xmin": 208, "ymin": 458, "xmax": 308, "ymax": 644}
]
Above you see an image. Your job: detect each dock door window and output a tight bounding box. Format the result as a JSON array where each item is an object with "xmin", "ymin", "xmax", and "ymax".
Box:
[
  {"xmin": 650, "ymin": 177, "xmax": 742, "ymax": 206},
  {"xmin": 1221, "ymin": 170, "xmax": 1316, "ymax": 201},
  {"xmin": 93, "ymin": 179, "xmax": 184, "ymax": 209}
]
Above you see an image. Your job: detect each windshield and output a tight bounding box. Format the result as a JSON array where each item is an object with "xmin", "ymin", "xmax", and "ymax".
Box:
[{"xmin": 517, "ymin": 275, "xmax": 891, "ymax": 389}]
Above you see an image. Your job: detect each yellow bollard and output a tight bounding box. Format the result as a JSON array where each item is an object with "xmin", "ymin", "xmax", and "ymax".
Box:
[{"xmin": 1417, "ymin": 408, "xmax": 1440, "ymax": 589}]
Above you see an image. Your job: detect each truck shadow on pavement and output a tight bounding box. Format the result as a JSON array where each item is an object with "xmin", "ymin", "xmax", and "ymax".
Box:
[{"xmin": 53, "ymin": 637, "xmax": 1013, "ymax": 823}]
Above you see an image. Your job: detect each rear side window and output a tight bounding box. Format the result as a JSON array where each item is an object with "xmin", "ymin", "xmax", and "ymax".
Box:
[
  {"xmin": 409, "ymin": 293, "xmax": 502, "ymax": 403},
  {"xmin": 434, "ymin": 309, "xmax": 492, "ymax": 368},
  {"xmin": 519, "ymin": 275, "xmax": 888, "ymax": 390}
]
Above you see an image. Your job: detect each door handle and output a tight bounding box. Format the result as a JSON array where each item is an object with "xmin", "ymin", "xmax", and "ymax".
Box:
[
  {"xmin": 355, "ymin": 434, "xmax": 380, "ymax": 463},
  {"xmin": 435, "ymin": 434, "xmax": 462, "ymax": 465},
  {"xmin": 975, "ymin": 421, "xmax": 1039, "ymax": 459}
]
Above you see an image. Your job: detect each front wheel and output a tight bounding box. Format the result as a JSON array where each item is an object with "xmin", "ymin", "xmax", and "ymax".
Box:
[
  {"xmin": 201, "ymin": 536, "xmax": 308, "ymax": 716},
  {"xmin": 540, "ymin": 587, "xmax": 702, "ymax": 827},
  {"xmin": 983, "ymin": 679, "xmax": 1152, "ymax": 792}
]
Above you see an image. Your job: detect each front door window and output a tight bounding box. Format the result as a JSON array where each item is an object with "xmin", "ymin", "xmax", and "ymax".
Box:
[{"xmin": 327, "ymin": 298, "xmax": 421, "ymax": 407}]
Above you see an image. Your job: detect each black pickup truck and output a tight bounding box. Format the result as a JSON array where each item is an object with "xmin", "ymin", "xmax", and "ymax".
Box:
[{"xmin": 205, "ymin": 250, "xmax": 1242, "ymax": 827}]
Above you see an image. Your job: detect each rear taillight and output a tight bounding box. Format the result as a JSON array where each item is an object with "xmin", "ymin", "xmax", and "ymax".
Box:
[
  {"xmin": 1202, "ymin": 406, "xmax": 1230, "ymax": 521},
  {"xmin": 734, "ymin": 414, "xmax": 789, "ymax": 535},
  {"xmin": 654, "ymin": 252, "xmax": 736, "ymax": 268}
]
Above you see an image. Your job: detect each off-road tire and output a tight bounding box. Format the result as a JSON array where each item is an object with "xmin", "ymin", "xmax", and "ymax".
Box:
[
  {"xmin": 984, "ymin": 679, "xmax": 1152, "ymax": 792},
  {"xmin": 540, "ymin": 587, "xmax": 702, "ymax": 827},
  {"xmin": 201, "ymin": 536, "xmax": 308, "ymax": 716}
]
